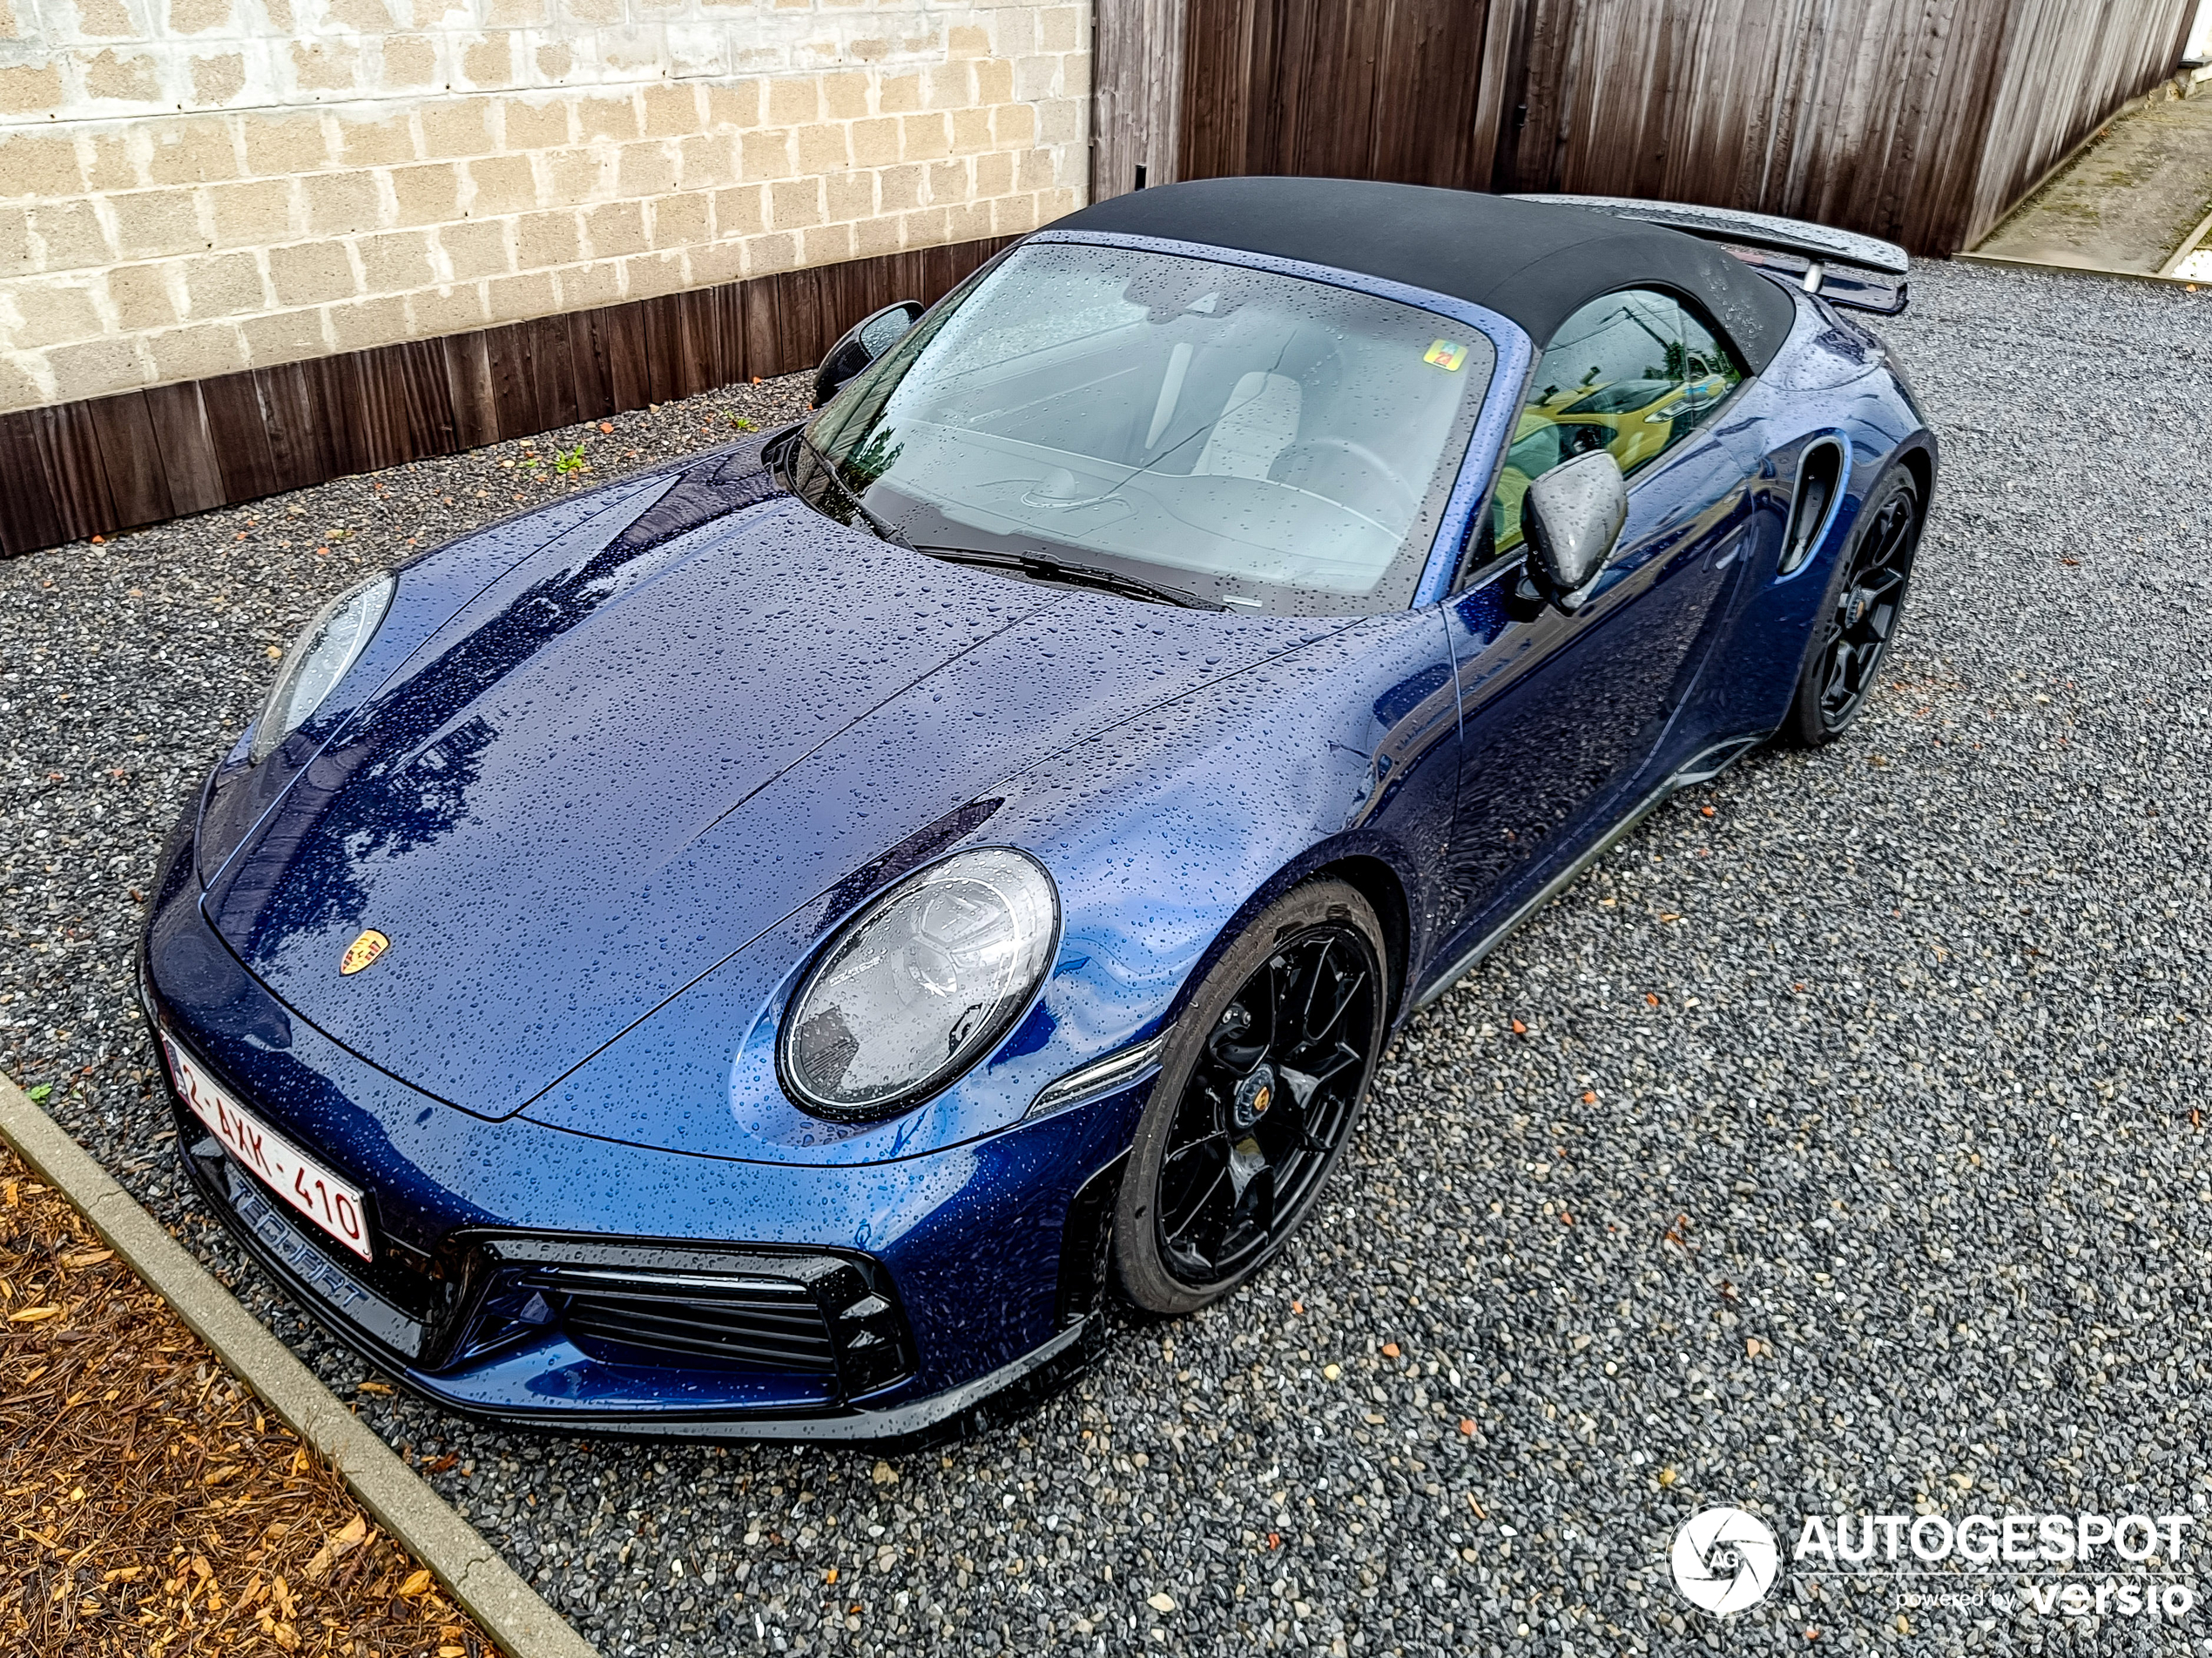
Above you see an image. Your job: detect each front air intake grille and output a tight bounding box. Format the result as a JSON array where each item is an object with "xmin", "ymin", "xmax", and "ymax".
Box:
[
  {"xmin": 552, "ymin": 1270, "xmax": 837, "ymax": 1372},
  {"xmin": 442, "ymin": 1237, "xmax": 915, "ymax": 1400}
]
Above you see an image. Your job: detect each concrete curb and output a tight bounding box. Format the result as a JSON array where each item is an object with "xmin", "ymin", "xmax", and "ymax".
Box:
[
  {"xmin": 0, "ymin": 1074, "xmax": 600, "ymax": 1658},
  {"xmin": 1952, "ymin": 250, "xmax": 2210, "ymax": 289},
  {"xmin": 2155, "ymin": 201, "xmax": 2212, "ymax": 277}
]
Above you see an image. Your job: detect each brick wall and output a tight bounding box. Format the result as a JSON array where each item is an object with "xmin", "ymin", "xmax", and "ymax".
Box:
[{"xmin": 0, "ymin": 0, "xmax": 1089, "ymax": 414}]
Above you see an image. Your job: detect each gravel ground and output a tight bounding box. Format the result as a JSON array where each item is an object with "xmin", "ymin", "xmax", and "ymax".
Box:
[{"xmin": 3, "ymin": 259, "xmax": 2209, "ymax": 1658}]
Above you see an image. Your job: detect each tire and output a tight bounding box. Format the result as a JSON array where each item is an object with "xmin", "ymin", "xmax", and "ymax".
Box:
[
  {"xmin": 1113, "ymin": 880, "xmax": 1388, "ymax": 1316},
  {"xmin": 1776, "ymin": 466, "xmax": 1924, "ymax": 748}
]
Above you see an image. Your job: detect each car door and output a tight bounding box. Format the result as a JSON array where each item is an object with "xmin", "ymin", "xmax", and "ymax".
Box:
[{"xmin": 1433, "ymin": 288, "xmax": 1760, "ymax": 952}]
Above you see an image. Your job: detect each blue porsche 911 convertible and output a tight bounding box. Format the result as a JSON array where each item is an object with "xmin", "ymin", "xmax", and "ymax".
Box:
[{"xmin": 142, "ymin": 179, "xmax": 1934, "ymax": 1439}]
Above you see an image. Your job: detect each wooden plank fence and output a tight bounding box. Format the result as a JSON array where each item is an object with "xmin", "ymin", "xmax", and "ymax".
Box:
[
  {"xmin": 1096, "ymin": 0, "xmax": 2195, "ymax": 263},
  {"xmin": 1174, "ymin": 0, "xmax": 1501, "ymax": 192},
  {"xmin": 0, "ymin": 237, "xmax": 1012, "ymax": 558},
  {"xmin": 1491, "ymin": 0, "xmax": 2194, "ymax": 256}
]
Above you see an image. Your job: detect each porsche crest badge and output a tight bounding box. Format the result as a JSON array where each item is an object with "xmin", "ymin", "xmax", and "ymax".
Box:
[{"xmin": 339, "ymin": 929, "xmax": 390, "ymax": 976}]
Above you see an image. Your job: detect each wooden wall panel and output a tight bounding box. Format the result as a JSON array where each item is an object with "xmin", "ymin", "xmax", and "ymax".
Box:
[
  {"xmin": 0, "ymin": 235, "xmax": 1016, "ymax": 558},
  {"xmin": 200, "ymin": 370, "xmax": 281, "ymax": 505},
  {"xmin": 394, "ymin": 337, "xmax": 463, "ymax": 463},
  {"xmin": 307, "ymin": 354, "xmax": 371, "ymax": 480},
  {"xmin": 440, "ymin": 332, "xmax": 500, "ymax": 455},
  {"xmin": 141, "ymin": 382, "xmax": 226, "ymax": 518},
  {"xmin": 1095, "ymin": 0, "xmax": 1191, "ymax": 199},
  {"xmin": 481, "ymin": 321, "xmax": 536, "ymax": 441},
  {"xmin": 0, "ymin": 411, "xmax": 69, "ymax": 553},
  {"xmin": 738, "ymin": 278, "xmax": 786, "ymax": 390},
  {"xmin": 28, "ymin": 403, "xmax": 121, "ymax": 547},
  {"xmin": 86, "ymin": 393, "xmax": 172, "ymax": 529},
  {"xmin": 256, "ymin": 367, "xmax": 337, "ymax": 501},
  {"xmin": 1178, "ymin": 0, "xmax": 1496, "ymax": 188},
  {"xmin": 520, "ymin": 315, "xmax": 578, "ymax": 439}
]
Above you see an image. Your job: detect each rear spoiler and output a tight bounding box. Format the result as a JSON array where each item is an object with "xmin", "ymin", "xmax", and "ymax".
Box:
[{"xmin": 1509, "ymin": 193, "xmax": 1910, "ymax": 315}]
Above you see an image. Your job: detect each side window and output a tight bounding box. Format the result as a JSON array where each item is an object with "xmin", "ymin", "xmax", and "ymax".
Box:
[{"xmin": 1489, "ymin": 289, "xmax": 1743, "ymax": 552}]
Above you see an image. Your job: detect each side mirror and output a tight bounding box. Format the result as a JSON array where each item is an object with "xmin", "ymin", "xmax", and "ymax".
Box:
[
  {"xmin": 1521, "ymin": 449, "xmax": 1628, "ymax": 612},
  {"xmin": 813, "ymin": 300, "xmax": 923, "ymax": 404}
]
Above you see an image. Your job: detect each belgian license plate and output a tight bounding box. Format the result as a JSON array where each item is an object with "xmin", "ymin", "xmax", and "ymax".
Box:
[{"xmin": 162, "ymin": 1035, "xmax": 374, "ymax": 1263}]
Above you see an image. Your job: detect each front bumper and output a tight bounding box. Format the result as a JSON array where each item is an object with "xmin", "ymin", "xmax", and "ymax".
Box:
[
  {"xmin": 140, "ymin": 826, "xmax": 1145, "ymax": 1441},
  {"xmin": 171, "ymin": 1102, "xmax": 1097, "ymax": 1442}
]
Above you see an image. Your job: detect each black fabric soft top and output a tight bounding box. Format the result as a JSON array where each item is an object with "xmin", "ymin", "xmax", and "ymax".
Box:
[{"xmin": 1050, "ymin": 177, "xmax": 1801, "ymax": 374}]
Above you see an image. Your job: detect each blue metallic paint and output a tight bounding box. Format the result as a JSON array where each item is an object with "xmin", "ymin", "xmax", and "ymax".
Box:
[
  {"xmin": 143, "ymin": 237, "xmax": 1932, "ymax": 1436},
  {"xmin": 145, "ymin": 856, "xmax": 1147, "ymax": 1424}
]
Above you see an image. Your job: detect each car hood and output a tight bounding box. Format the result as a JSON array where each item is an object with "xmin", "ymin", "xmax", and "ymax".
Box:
[{"xmin": 203, "ymin": 465, "xmax": 1342, "ymax": 1119}]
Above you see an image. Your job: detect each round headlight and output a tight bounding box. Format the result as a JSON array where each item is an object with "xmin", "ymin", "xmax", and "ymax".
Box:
[
  {"xmin": 250, "ymin": 572, "xmax": 395, "ymax": 763},
  {"xmin": 779, "ymin": 847, "xmax": 1060, "ymax": 1120}
]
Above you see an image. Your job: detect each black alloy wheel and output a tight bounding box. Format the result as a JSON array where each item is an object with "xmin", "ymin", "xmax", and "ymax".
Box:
[
  {"xmin": 1779, "ymin": 468, "xmax": 1923, "ymax": 747},
  {"xmin": 1114, "ymin": 880, "xmax": 1387, "ymax": 1314}
]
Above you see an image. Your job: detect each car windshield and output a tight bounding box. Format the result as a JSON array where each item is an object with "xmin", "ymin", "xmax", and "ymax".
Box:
[{"xmin": 796, "ymin": 240, "xmax": 1498, "ymax": 615}]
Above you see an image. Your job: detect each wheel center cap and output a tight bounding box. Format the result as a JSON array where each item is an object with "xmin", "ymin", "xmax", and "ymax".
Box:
[
  {"xmin": 1232, "ymin": 1066, "xmax": 1275, "ymax": 1132},
  {"xmin": 1844, "ymin": 588, "xmax": 1870, "ymax": 628}
]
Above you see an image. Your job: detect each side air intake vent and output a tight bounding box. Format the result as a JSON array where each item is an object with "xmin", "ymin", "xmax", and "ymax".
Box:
[
  {"xmin": 442, "ymin": 1238, "xmax": 914, "ymax": 1399},
  {"xmin": 1781, "ymin": 439, "xmax": 1844, "ymax": 575}
]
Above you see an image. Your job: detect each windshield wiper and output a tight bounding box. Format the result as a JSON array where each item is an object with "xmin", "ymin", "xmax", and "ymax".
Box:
[
  {"xmin": 786, "ymin": 429, "xmax": 916, "ymax": 551},
  {"xmin": 781, "ymin": 433, "xmax": 1224, "ymax": 610},
  {"xmin": 913, "ymin": 545, "xmax": 1225, "ymax": 610}
]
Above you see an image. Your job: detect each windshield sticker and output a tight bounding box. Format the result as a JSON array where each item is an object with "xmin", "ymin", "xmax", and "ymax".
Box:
[{"xmin": 1423, "ymin": 339, "xmax": 1469, "ymax": 371}]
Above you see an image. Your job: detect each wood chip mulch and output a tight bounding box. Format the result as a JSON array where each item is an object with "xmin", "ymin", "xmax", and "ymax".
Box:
[{"xmin": 0, "ymin": 1146, "xmax": 498, "ymax": 1658}]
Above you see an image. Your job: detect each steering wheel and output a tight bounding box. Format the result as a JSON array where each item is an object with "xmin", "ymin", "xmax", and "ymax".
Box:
[{"xmin": 1273, "ymin": 437, "xmax": 1420, "ymax": 523}]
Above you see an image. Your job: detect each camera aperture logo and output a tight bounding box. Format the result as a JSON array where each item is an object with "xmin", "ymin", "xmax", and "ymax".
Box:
[{"xmin": 1671, "ymin": 1507, "xmax": 1781, "ymax": 1614}]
